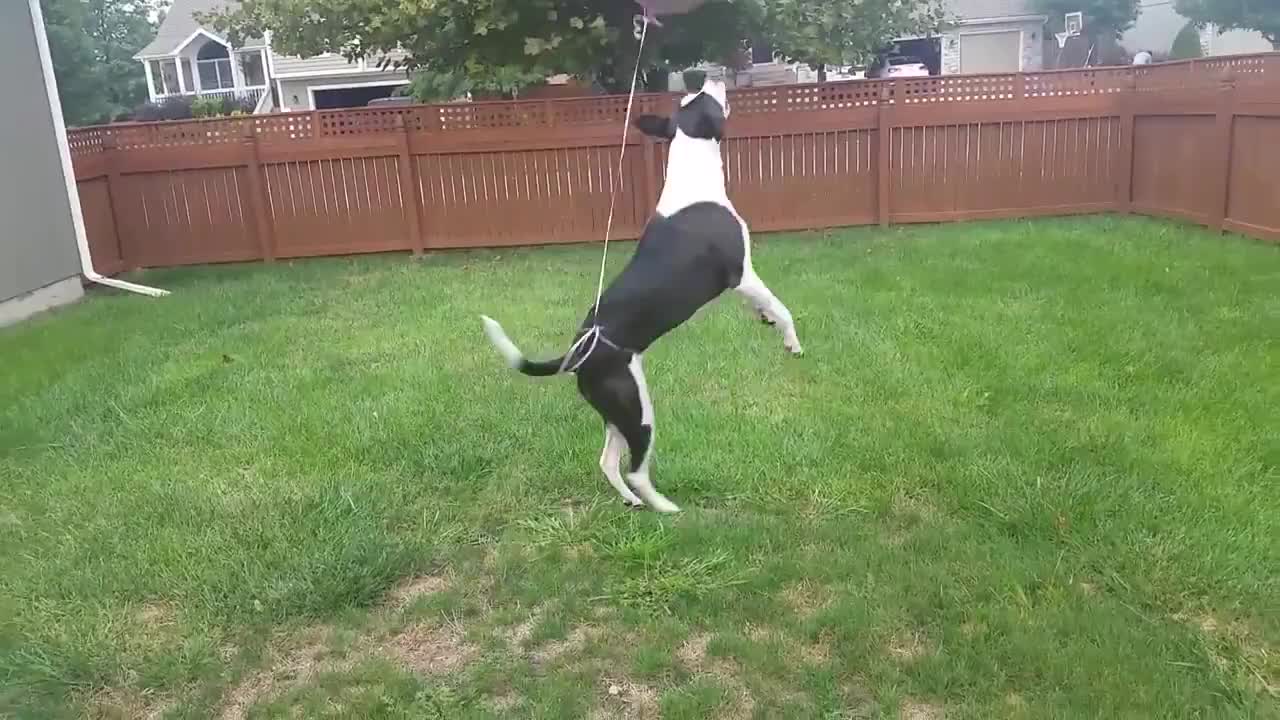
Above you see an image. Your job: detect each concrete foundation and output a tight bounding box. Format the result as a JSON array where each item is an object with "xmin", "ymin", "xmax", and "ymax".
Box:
[{"xmin": 0, "ymin": 275, "xmax": 83, "ymax": 328}]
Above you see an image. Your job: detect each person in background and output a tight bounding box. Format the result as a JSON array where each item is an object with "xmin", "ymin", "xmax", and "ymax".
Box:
[{"xmin": 1133, "ymin": 49, "xmax": 1154, "ymax": 65}]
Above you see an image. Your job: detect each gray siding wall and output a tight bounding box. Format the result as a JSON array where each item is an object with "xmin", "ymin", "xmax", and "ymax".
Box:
[
  {"xmin": 0, "ymin": 1, "xmax": 82, "ymax": 303},
  {"xmin": 943, "ymin": 19, "xmax": 1046, "ymax": 74}
]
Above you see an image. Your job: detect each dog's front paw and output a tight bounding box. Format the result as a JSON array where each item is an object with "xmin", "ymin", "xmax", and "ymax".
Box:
[{"xmin": 786, "ymin": 341, "xmax": 804, "ymax": 356}]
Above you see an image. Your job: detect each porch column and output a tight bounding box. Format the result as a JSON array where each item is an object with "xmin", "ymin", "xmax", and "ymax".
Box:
[
  {"xmin": 229, "ymin": 45, "xmax": 245, "ymax": 90},
  {"xmin": 143, "ymin": 60, "xmax": 157, "ymax": 101}
]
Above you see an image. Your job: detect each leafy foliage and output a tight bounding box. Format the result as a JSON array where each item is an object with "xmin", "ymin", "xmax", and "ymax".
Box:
[
  {"xmin": 1036, "ymin": 0, "xmax": 1142, "ymax": 39},
  {"xmin": 132, "ymin": 94, "xmax": 255, "ymax": 122},
  {"xmin": 203, "ymin": 0, "xmax": 759, "ymax": 97},
  {"xmin": 40, "ymin": 0, "xmax": 158, "ymax": 126},
  {"xmin": 132, "ymin": 96, "xmax": 193, "ymax": 122},
  {"xmin": 1175, "ymin": 0, "xmax": 1280, "ymax": 48},
  {"xmin": 761, "ymin": 0, "xmax": 948, "ymax": 72},
  {"xmin": 406, "ymin": 70, "xmax": 474, "ymax": 104},
  {"xmin": 1170, "ymin": 21, "xmax": 1205, "ymax": 58}
]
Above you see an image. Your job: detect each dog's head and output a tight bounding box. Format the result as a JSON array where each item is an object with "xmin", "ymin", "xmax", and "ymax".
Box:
[{"xmin": 633, "ymin": 77, "xmax": 729, "ymax": 143}]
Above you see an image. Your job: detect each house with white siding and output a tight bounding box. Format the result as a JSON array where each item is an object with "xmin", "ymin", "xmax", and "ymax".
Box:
[
  {"xmin": 1122, "ymin": 0, "xmax": 1273, "ymax": 59},
  {"xmin": 134, "ymin": 0, "xmax": 409, "ymax": 114}
]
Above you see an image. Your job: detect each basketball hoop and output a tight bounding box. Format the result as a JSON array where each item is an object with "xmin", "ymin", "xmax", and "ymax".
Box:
[
  {"xmin": 1064, "ymin": 11, "xmax": 1084, "ymax": 36},
  {"xmin": 1055, "ymin": 31, "xmax": 1070, "ymax": 49}
]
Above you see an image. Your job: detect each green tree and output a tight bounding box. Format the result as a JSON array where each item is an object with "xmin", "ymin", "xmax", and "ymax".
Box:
[
  {"xmin": 1169, "ymin": 20, "xmax": 1204, "ymax": 58},
  {"xmin": 42, "ymin": 0, "xmax": 158, "ymax": 126},
  {"xmin": 204, "ymin": 0, "xmax": 759, "ymax": 98},
  {"xmin": 760, "ymin": 0, "xmax": 948, "ymax": 81},
  {"xmin": 1036, "ymin": 0, "xmax": 1141, "ymax": 41},
  {"xmin": 1175, "ymin": 0, "xmax": 1279, "ymax": 49}
]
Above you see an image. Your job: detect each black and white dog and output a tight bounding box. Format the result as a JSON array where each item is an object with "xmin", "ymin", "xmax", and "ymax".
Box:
[{"xmin": 481, "ymin": 78, "xmax": 802, "ymax": 513}]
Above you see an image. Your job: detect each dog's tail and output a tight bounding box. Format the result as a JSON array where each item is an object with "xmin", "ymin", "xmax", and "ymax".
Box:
[{"xmin": 480, "ymin": 315, "xmax": 566, "ymax": 377}]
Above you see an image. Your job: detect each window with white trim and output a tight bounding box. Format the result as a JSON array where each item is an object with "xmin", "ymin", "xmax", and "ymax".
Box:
[
  {"xmin": 149, "ymin": 59, "xmax": 181, "ymax": 95},
  {"xmin": 238, "ymin": 50, "xmax": 266, "ymax": 87},
  {"xmin": 197, "ymin": 42, "xmax": 235, "ymax": 90}
]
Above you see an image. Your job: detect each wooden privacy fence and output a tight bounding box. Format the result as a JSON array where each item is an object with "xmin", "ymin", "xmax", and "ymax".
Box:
[{"xmin": 68, "ymin": 54, "xmax": 1280, "ymax": 273}]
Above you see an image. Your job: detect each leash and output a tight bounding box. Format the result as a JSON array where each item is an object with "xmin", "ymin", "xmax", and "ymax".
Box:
[{"xmin": 559, "ymin": 14, "xmax": 652, "ymax": 374}]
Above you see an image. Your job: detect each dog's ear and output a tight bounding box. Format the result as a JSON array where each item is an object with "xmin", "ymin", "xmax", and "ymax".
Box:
[{"xmin": 633, "ymin": 114, "xmax": 675, "ymax": 140}]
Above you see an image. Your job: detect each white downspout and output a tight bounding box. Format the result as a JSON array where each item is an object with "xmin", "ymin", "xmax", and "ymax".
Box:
[{"xmin": 29, "ymin": 0, "xmax": 169, "ymax": 298}]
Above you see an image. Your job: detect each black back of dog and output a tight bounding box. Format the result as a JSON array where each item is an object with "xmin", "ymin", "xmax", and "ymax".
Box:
[{"xmin": 585, "ymin": 202, "xmax": 745, "ymax": 353}]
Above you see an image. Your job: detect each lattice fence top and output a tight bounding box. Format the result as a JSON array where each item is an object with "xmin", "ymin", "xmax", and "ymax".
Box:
[
  {"xmin": 67, "ymin": 127, "xmax": 108, "ymax": 156},
  {"xmin": 66, "ymin": 53, "xmax": 1280, "ymax": 151},
  {"xmin": 1135, "ymin": 53, "xmax": 1280, "ymax": 91}
]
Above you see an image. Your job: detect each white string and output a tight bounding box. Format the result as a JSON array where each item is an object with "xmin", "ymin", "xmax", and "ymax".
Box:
[{"xmin": 559, "ymin": 15, "xmax": 651, "ymax": 374}]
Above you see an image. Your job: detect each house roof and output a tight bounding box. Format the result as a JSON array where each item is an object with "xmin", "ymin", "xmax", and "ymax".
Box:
[
  {"xmin": 134, "ymin": 0, "xmax": 263, "ymax": 59},
  {"xmin": 947, "ymin": 0, "xmax": 1044, "ymax": 21}
]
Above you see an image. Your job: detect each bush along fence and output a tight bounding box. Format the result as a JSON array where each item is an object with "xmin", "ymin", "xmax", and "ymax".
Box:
[{"xmin": 67, "ymin": 54, "xmax": 1280, "ymax": 273}]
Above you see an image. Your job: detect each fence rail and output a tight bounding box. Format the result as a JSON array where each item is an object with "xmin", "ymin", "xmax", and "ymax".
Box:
[{"xmin": 68, "ymin": 55, "xmax": 1280, "ymax": 273}]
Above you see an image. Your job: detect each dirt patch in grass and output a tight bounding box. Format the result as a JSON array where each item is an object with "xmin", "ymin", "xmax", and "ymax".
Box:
[
  {"xmin": 533, "ymin": 624, "xmax": 598, "ymax": 666},
  {"xmin": 838, "ymin": 676, "xmax": 879, "ymax": 719},
  {"xmin": 677, "ymin": 632, "xmax": 712, "ymax": 670},
  {"xmin": 588, "ymin": 678, "xmax": 661, "ymax": 720},
  {"xmin": 959, "ymin": 620, "xmax": 985, "ymax": 639},
  {"xmin": 800, "ymin": 633, "xmax": 833, "ymax": 665},
  {"xmin": 88, "ymin": 687, "xmax": 170, "ymax": 720},
  {"xmin": 886, "ymin": 630, "xmax": 932, "ymax": 663},
  {"xmin": 503, "ymin": 607, "xmax": 544, "ymax": 650},
  {"xmin": 1176, "ymin": 612, "xmax": 1278, "ymax": 697},
  {"xmin": 882, "ymin": 492, "xmax": 941, "ymax": 547},
  {"xmin": 900, "ymin": 698, "xmax": 945, "ymax": 719},
  {"xmin": 220, "ymin": 627, "xmax": 340, "ymax": 720},
  {"xmin": 673, "ymin": 631, "xmax": 755, "ymax": 719},
  {"xmin": 488, "ymin": 690, "xmax": 523, "ymax": 713},
  {"xmin": 387, "ymin": 573, "xmax": 450, "ymax": 609},
  {"xmin": 385, "ymin": 621, "xmax": 477, "ymax": 675},
  {"xmin": 220, "ymin": 611, "xmax": 478, "ymax": 718},
  {"xmin": 135, "ymin": 602, "xmax": 176, "ymax": 631},
  {"xmin": 781, "ymin": 581, "xmax": 831, "ymax": 619}
]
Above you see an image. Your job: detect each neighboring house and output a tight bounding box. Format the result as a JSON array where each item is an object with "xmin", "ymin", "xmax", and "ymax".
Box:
[
  {"xmin": 1122, "ymin": 0, "xmax": 1273, "ymax": 58},
  {"xmin": 936, "ymin": 0, "xmax": 1048, "ymax": 74},
  {"xmin": 134, "ymin": 0, "xmax": 410, "ymax": 114},
  {"xmin": 685, "ymin": 0, "xmax": 1048, "ymax": 87},
  {"xmin": 1, "ymin": 0, "xmax": 86, "ymax": 325}
]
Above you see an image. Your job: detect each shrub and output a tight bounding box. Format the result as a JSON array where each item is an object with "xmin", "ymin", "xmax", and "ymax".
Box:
[
  {"xmin": 133, "ymin": 96, "xmax": 195, "ymax": 122},
  {"xmin": 1170, "ymin": 22, "xmax": 1204, "ymax": 60},
  {"xmin": 191, "ymin": 96, "xmax": 223, "ymax": 118}
]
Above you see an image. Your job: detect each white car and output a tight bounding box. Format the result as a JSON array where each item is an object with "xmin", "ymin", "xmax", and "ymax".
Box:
[{"xmin": 867, "ymin": 55, "xmax": 931, "ymax": 79}]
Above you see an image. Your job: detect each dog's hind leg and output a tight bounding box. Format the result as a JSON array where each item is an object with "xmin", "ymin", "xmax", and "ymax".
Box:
[
  {"xmin": 736, "ymin": 269, "xmax": 803, "ymax": 356},
  {"xmin": 621, "ymin": 355, "xmax": 680, "ymax": 513},
  {"xmin": 600, "ymin": 426, "xmax": 644, "ymax": 507}
]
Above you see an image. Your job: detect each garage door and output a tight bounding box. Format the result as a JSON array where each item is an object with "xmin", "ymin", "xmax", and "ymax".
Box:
[{"xmin": 959, "ymin": 31, "xmax": 1021, "ymax": 74}]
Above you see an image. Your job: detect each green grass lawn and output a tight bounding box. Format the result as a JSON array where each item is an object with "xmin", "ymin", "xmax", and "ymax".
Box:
[{"xmin": 1, "ymin": 216, "xmax": 1277, "ymax": 719}]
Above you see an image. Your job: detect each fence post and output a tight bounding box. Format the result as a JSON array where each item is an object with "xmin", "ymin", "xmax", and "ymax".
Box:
[
  {"xmin": 240, "ymin": 124, "xmax": 276, "ymax": 261},
  {"xmin": 100, "ymin": 134, "xmax": 130, "ymax": 269},
  {"xmin": 395, "ymin": 116, "xmax": 426, "ymax": 255},
  {"xmin": 877, "ymin": 82, "xmax": 892, "ymax": 228},
  {"xmin": 642, "ymin": 135, "xmax": 658, "ymax": 217},
  {"xmin": 1117, "ymin": 73, "xmax": 1136, "ymax": 213},
  {"xmin": 1209, "ymin": 75, "xmax": 1236, "ymax": 233}
]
